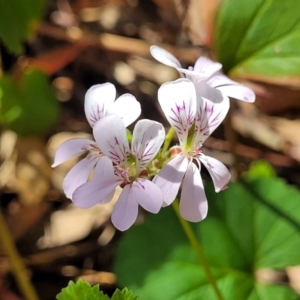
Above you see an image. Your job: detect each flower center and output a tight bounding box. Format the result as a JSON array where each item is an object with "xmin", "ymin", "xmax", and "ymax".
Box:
[
  {"xmin": 170, "ymin": 144, "xmax": 203, "ymax": 159},
  {"xmin": 114, "ymin": 160, "xmax": 149, "ymax": 187}
]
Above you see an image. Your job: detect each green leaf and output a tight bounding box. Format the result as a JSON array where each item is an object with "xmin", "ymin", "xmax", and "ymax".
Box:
[
  {"xmin": 111, "ymin": 288, "xmax": 139, "ymax": 300},
  {"xmin": 0, "ymin": 70, "xmax": 59, "ymax": 136},
  {"xmin": 246, "ymin": 160, "xmax": 276, "ymax": 179},
  {"xmin": 56, "ymin": 280, "xmax": 139, "ymax": 300},
  {"xmin": 203, "ymin": 178, "xmax": 300, "ymax": 270},
  {"xmin": 214, "ymin": 0, "xmax": 300, "ymax": 85},
  {"xmin": 114, "ymin": 177, "xmax": 300, "ymax": 299},
  {"xmin": 0, "ymin": 0, "xmax": 47, "ymax": 53},
  {"xmin": 56, "ymin": 280, "xmax": 110, "ymax": 300}
]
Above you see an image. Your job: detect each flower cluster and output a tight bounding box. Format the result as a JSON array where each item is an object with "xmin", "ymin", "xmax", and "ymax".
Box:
[
  {"xmin": 53, "ymin": 46, "xmax": 255, "ymax": 231},
  {"xmin": 153, "ymin": 79, "xmax": 231, "ymax": 222},
  {"xmin": 150, "ymin": 46, "xmax": 255, "ymax": 103}
]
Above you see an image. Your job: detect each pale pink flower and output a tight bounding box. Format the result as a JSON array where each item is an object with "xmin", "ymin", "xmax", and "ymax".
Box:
[
  {"xmin": 72, "ymin": 114, "xmax": 165, "ymax": 231},
  {"xmin": 150, "ymin": 45, "xmax": 255, "ymax": 103},
  {"xmin": 153, "ymin": 78, "xmax": 231, "ymax": 222},
  {"xmin": 52, "ymin": 83, "xmax": 141, "ymax": 199},
  {"xmin": 84, "ymin": 82, "xmax": 141, "ymax": 128}
]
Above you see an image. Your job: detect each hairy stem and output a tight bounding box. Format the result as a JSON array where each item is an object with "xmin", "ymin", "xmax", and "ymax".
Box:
[
  {"xmin": 172, "ymin": 200, "xmax": 223, "ymax": 300},
  {"xmin": 0, "ymin": 209, "xmax": 39, "ymax": 300},
  {"xmin": 161, "ymin": 127, "xmax": 175, "ymax": 156}
]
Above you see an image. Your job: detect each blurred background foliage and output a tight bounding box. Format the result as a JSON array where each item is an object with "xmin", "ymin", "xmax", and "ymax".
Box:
[
  {"xmin": 0, "ymin": 0, "xmax": 48, "ymax": 54},
  {"xmin": 1, "ymin": 0, "xmax": 300, "ymax": 299}
]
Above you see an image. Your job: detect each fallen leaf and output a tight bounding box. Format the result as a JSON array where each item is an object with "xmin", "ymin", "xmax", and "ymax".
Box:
[
  {"xmin": 38, "ymin": 188, "xmax": 121, "ymax": 247},
  {"xmin": 15, "ymin": 138, "xmax": 52, "ymax": 205}
]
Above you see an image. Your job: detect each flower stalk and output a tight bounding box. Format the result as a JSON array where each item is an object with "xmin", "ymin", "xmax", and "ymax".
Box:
[
  {"xmin": 172, "ymin": 200, "xmax": 224, "ymax": 300},
  {"xmin": 0, "ymin": 209, "xmax": 39, "ymax": 300},
  {"xmin": 161, "ymin": 127, "xmax": 175, "ymax": 156}
]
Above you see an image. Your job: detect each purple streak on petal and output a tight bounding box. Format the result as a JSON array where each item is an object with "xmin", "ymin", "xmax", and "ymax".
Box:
[
  {"xmin": 72, "ymin": 157, "xmax": 122, "ymax": 208},
  {"xmin": 84, "ymin": 83, "xmax": 116, "ymax": 127},
  {"xmin": 167, "ymin": 99, "xmax": 195, "ymax": 143},
  {"xmin": 193, "ymin": 82, "xmax": 230, "ymax": 145},
  {"xmin": 94, "ymin": 115, "xmax": 130, "ymax": 166},
  {"xmin": 158, "ymin": 79, "xmax": 197, "ymax": 146},
  {"xmin": 131, "ymin": 120, "xmax": 165, "ymax": 171},
  {"xmin": 169, "ymin": 100, "xmax": 194, "ymax": 128},
  {"xmin": 195, "ymin": 101, "xmax": 223, "ymax": 138},
  {"xmin": 88, "ymin": 103, "xmax": 106, "ymax": 125},
  {"xmin": 136, "ymin": 180, "xmax": 145, "ymax": 189},
  {"xmin": 106, "ymin": 137, "xmax": 130, "ymax": 165}
]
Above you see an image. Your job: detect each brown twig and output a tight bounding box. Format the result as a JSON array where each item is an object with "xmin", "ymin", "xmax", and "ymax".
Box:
[{"xmin": 36, "ymin": 22, "xmax": 204, "ymax": 62}]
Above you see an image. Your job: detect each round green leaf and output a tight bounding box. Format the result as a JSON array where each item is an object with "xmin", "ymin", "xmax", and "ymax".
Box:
[{"xmin": 114, "ymin": 177, "xmax": 300, "ymax": 299}]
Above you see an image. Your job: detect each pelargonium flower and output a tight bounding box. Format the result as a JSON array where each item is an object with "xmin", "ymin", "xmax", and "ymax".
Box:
[
  {"xmin": 150, "ymin": 45, "xmax": 255, "ymax": 103},
  {"xmin": 153, "ymin": 78, "xmax": 231, "ymax": 222},
  {"xmin": 52, "ymin": 82, "xmax": 141, "ymax": 199},
  {"xmin": 85, "ymin": 82, "xmax": 141, "ymax": 128},
  {"xmin": 72, "ymin": 114, "xmax": 165, "ymax": 231}
]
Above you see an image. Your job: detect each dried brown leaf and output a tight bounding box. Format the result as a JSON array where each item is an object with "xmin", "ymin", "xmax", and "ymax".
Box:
[
  {"xmin": 178, "ymin": 0, "xmax": 221, "ymax": 47},
  {"xmin": 18, "ymin": 43, "xmax": 87, "ymax": 76},
  {"xmin": 15, "ymin": 138, "xmax": 52, "ymax": 205},
  {"xmin": 240, "ymin": 80, "xmax": 300, "ymax": 114}
]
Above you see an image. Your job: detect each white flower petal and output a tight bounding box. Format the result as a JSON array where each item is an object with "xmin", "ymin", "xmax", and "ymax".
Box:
[
  {"xmin": 113, "ymin": 94, "xmax": 141, "ymax": 127},
  {"xmin": 52, "ymin": 138, "xmax": 94, "ymax": 167},
  {"xmin": 207, "ymin": 74, "xmax": 255, "ymax": 103},
  {"xmin": 153, "ymin": 155, "xmax": 189, "ymax": 206},
  {"xmin": 207, "ymin": 73, "xmax": 236, "ymax": 87},
  {"xmin": 84, "ymin": 83, "xmax": 116, "ymax": 127},
  {"xmin": 133, "ymin": 179, "xmax": 163, "ymax": 213},
  {"xmin": 63, "ymin": 156, "xmax": 99, "ymax": 199},
  {"xmin": 217, "ymin": 85, "xmax": 255, "ymax": 103},
  {"xmin": 173, "ymin": 67, "xmax": 203, "ymax": 82},
  {"xmin": 150, "ymin": 45, "xmax": 182, "ymax": 69},
  {"xmin": 193, "ymin": 57, "xmax": 222, "ymax": 78},
  {"xmin": 193, "ymin": 82, "xmax": 230, "ymax": 145},
  {"xmin": 200, "ymin": 155, "xmax": 231, "ymax": 192},
  {"xmin": 93, "ymin": 114, "xmax": 130, "ymax": 165},
  {"xmin": 111, "ymin": 184, "xmax": 139, "ymax": 231},
  {"xmin": 158, "ymin": 78, "xmax": 197, "ymax": 145},
  {"xmin": 180, "ymin": 163, "xmax": 208, "ymax": 222},
  {"xmin": 72, "ymin": 157, "xmax": 122, "ymax": 208},
  {"xmin": 131, "ymin": 120, "xmax": 165, "ymax": 170}
]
